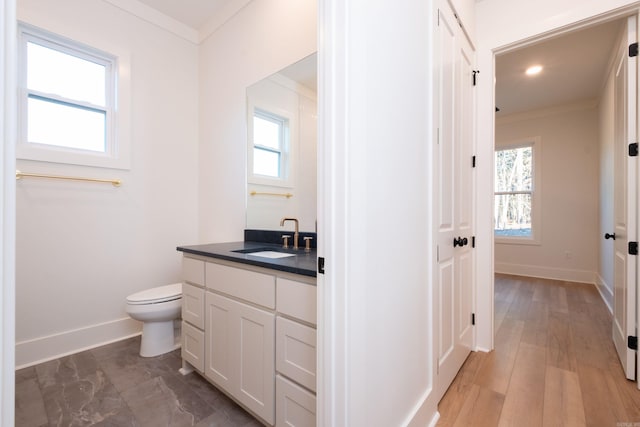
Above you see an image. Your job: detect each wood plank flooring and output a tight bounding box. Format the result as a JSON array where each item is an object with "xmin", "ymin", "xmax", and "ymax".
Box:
[{"xmin": 437, "ymin": 274, "xmax": 640, "ymax": 427}]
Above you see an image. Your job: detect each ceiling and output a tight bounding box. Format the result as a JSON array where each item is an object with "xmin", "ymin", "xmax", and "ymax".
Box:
[
  {"xmin": 135, "ymin": 0, "xmax": 234, "ymax": 30},
  {"xmin": 126, "ymin": 1, "xmax": 624, "ymax": 117},
  {"xmin": 496, "ymin": 18, "xmax": 625, "ymax": 116}
]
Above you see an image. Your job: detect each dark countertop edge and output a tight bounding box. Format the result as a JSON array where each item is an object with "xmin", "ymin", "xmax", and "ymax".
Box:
[{"xmin": 176, "ymin": 242, "xmax": 317, "ymax": 278}]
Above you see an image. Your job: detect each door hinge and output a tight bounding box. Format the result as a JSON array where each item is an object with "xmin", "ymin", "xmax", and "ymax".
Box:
[
  {"xmin": 472, "ymin": 70, "xmax": 480, "ymax": 86},
  {"xmin": 630, "ymin": 42, "xmax": 639, "ymax": 57},
  {"xmin": 629, "ymin": 242, "xmax": 638, "ymax": 255},
  {"xmin": 472, "ymin": 155, "xmax": 476, "ymax": 167},
  {"xmin": 628, "ymin": 335, "xmax": 638, "ymax": 350},
  {"xmin": 318, "ymin": 257, "xmax": 325, "ymax": 274},
  {"xmin": 629, "ymin": 142, "xmax": 639, "ymax": 157},
  {"xmin": 471, "ymin": 313, "xmax": 476, "ymax": 325},
  {"xmin": 472, "ymin": 236, "xmax": 476, "ymax": 248}
]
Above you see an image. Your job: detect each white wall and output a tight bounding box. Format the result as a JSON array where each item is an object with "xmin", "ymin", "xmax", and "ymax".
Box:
[
  {"xmin": 495, "ymin": 103, "xmax": 600, "ymax": 283},
  {"xmin": 15, "ymin": 0, "xmax": 199, "ymax": 366},
  {"xmin": 598, "ymin": 55, "xmax": 616, "ymax": 309},
  {"xmin": 198, "ymin": 0, "xmax": 317, "ymax": 244},
  {"xmin": 319, "ymin": 0, "xmax": 438, "ymax": 425},
  {"xmin": 475, "ymin": 0, "xmax": 640, "ymax": 351}
]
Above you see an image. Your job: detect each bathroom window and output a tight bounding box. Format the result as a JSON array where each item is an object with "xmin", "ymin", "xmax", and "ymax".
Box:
[
  {"xmin": 17, "ymin": 23, "xmax": 131, "ymax": 169},
  {"xmin": 494, "ymin": 138, "xmax": 541, "ymax": 244},
  {"xmin": 248, "ymin": 106, "xmax": 293, "ymax": 187}
]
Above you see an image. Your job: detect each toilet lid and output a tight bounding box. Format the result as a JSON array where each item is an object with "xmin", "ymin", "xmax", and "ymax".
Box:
[{"xmin": 126, "ymin": 283, "xmax": 182, "ymax": 305}]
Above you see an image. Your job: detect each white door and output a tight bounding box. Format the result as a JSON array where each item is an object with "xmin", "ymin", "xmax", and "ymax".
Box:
[
  {"xmin": 434, "ymin": 2, "xmax": 475, "ymax": 401},
  {"xmin": 612, "ymin": 14, "xmax": 638, "ymax": 382}
]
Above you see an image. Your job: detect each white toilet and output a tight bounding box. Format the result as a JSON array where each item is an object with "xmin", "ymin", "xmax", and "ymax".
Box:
[{"xmin": 126, "ymin": 283, "xmax": 182, "ymax": 357}]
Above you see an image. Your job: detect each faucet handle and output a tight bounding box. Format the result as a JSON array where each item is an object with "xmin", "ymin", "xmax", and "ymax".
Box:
[
  {"xmin": 303, "ymin": 236, "xmax": 313, "ymax": 252},
  {"xmin": 282, "ymin": 235, "xmax": 291, "ymax": 248}
]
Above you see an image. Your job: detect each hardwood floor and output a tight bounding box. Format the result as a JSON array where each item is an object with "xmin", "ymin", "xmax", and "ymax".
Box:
[{"xmin": 437, "ymin": 274, "xmax": 640, "ymax": 427}]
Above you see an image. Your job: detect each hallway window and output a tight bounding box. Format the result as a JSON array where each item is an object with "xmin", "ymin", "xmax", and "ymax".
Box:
[{"xmin": 495, "ymin": 138, "xmax": 541, "ymax": 244}]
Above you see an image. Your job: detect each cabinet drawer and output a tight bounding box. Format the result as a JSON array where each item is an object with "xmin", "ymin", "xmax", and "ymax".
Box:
[
  {"xmin": 183, "ymin": 257, "xmax": 205, "ymax": 286},
  {"xmin": 276, "ymin": 375, "xmax": 316, "ymax": 427},
  {"xmin": 276, "ymin": 317, "xmax": 316, "ymax": 392},
  {"xmin": 181, "ymin": 321, "xmax": 204, "ymax": 373},
  {"xmin": 277, "ymin": 278, "xmax": 316, "ymax": 325},
  {"xmin": 206, "ymin": 262, "xmax": 275, "ymax": 309},
  {"xmin": 182, "ymin": 283, "xmax": 205, "ymax": 329}
]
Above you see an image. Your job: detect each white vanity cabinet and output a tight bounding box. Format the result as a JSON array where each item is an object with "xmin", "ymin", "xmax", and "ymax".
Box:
[
  {"xmin": 181, "ymin": 258, "xmax": 206, "ymax": 373},
  {"xmin": 275, "ymin": 277, "xmax": 317, "ymax": 427},
  {"xmin": 180, "ymin": 254, "xmax": 316, "ymax": 427},
  {"xmin": 205, "ymin": 262, "xmax": 276, "ymax": 425}
]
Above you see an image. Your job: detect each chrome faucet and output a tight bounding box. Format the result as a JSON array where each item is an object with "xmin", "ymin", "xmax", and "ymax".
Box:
[{"xmin": 280, "ymin": 217, "xmax": 299, "ymax": 249}]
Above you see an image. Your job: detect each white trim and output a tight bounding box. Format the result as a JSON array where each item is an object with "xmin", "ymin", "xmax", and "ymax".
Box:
[
  {"xmin": 495, "ymin": 262, "xmax": 596, "ymax": 284},
  {"xmin": 595, "ymin": 273, "xmax": 614, "ymax": 313},
  {"xmin": 317, "ymin": 0, "xmax": 348, "ymax": 424},
  {"xmin": 1, "ymin": 0, "xmax": 17, "ymax": 425},
  {"xmin": 15, "ymin": 317, "xmax": 141, "ymax": 369},
  {"xmin": 102, "ymin": 0, "xmax": 254, "ymax": 45},
  {"xmin": 198, "ymin": 0, "xmax": 254, "ymax": 44},
  {"xmin": 101, "ymin": 0, "xmax": 199, "ymax": 44}
]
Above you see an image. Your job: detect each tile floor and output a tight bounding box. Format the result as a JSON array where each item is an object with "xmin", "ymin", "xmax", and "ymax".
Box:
[{"xmin": 15, "ymin": 336, "xmax": 263, "ymax": 427}]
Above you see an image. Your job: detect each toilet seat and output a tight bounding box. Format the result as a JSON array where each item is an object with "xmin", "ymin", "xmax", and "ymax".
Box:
[{"xmin": 126, "ymin": 283, "xmax": 182, "ymax": 305}]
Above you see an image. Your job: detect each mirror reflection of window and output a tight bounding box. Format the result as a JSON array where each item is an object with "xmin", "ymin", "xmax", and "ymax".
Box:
[{"xmin": 253, "ymin": 109, "xmax": 288, "ymax": 178}]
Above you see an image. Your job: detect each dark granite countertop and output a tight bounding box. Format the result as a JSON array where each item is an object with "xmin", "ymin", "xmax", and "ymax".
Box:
[{"xmin": 176, "ymin": 241, "xmax": 317, "ymax": 278}]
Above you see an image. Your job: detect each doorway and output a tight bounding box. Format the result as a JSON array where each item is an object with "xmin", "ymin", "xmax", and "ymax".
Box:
[{"xmin": 493, "ymin": 15, "xmax": 636, "ymax": 379}]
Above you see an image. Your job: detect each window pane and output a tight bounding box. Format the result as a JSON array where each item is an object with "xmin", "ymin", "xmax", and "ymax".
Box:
[
  {"xmin": 28, "ymin": 96, "xmax": 106, "ymax": 152},
  {"xmin": 253, "ymin": 148, "xmax": 280, "ymax": 177},
  {"xmin": 495, "ymin": 146, "xmax": 532, "ymax": 192},
  {"xmin": 494, "ymin": 193, "xmax": 532, "ymax": 237},
  {"xmin": 254, "ymin": 115, "xmax": 281, "ymax": 150},
  {"xmin": 27, "ymin": 41, "xmax": 106, "ymax": 106}
]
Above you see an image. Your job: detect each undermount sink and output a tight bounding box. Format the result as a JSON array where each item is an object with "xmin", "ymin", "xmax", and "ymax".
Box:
[
  {"xmin": 246, "ymin": 251, "xmax": 296, "ymax": 259},
  {"xmin": 232, "ymin": 247, "xmax": 296, "ymax": 259}
]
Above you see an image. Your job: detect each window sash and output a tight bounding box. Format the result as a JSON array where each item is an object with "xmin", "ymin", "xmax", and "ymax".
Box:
[{"xmin": 18, "ymin": 23, "xmax": 116, "ymax": 157}]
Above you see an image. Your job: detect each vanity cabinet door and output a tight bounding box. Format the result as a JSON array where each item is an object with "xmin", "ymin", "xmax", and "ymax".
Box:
[
  {"xmin": 205, "ymin": 291, "xmax": 275, "ymax": 425},
  {"xmin": 235, "ymin": 299, "xmax": 275, "ymax": 424},
  {"xmin": 204, "ymin": 292, "xmax": 234, "ymax": 392}
]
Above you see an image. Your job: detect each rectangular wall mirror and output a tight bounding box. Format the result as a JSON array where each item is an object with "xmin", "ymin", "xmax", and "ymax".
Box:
[{"xmin": 245, "ymin": 53, "xmax": 317, "ymax": 232}]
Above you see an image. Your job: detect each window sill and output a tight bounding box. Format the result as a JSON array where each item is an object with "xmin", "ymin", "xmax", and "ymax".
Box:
[{"xmin": 495, "ymin": 236, "xmax": 541, "ymax": 246}]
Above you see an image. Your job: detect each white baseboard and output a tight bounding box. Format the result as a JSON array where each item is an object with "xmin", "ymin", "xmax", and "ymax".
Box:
[
  {"xmin": 494, "ymin": 262, "xmax": 596, "ymax": 284},
  {"xmin": 595, "ymin": 274, "xmax": 614, "ymax": 314},
  {"xmin": 16, "ymin": 317, "xmax": 142, "ymax": 369}
]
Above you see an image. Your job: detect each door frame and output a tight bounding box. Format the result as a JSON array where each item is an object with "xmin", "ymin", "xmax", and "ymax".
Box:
[
  {"xmin": 1, "ymin": 0, "xmax": 17, "ymax": 425},
  {"xmin": 475, "ymin": 2, "xmax": 640, "ymax": 353}
]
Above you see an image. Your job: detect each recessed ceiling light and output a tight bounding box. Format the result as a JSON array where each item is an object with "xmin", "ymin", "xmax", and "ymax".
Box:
[{"xmin": 526, "ymin": 65, "xmax": 543, "ymax": 76}]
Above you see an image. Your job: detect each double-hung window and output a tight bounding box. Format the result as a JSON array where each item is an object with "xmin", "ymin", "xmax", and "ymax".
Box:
[
  {"xmin": 252, "ymin": 109, "xmax": 287, "ymax": 179},
  {"xmin": 17, "ymin": 24, "xmax": 130, "ymax": 169},
  {"xmin": 494, "ymin": 138, "xmax": 541, "ymax": 244},
  {"xmin": 247, "ymin": 104, "xmax": 293, "ymax": 187}
]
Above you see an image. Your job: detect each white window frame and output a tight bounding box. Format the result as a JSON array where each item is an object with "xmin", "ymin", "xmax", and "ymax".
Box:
[
  {"xmin": 247, "ymin": 99, "xmax": 295, "ymax": 188},
  {"xmin": 17, "ymin": 23, "xmax": 131, "ymax": 169},
  {"xmin": 494, "ymin": 137, "xmax": 542, "ymax": 245}
]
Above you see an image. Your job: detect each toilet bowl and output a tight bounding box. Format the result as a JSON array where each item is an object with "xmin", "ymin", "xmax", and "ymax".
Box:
[{"xmin": 126, "ymin": 283, "xmax": 182, "ymax": 357}]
